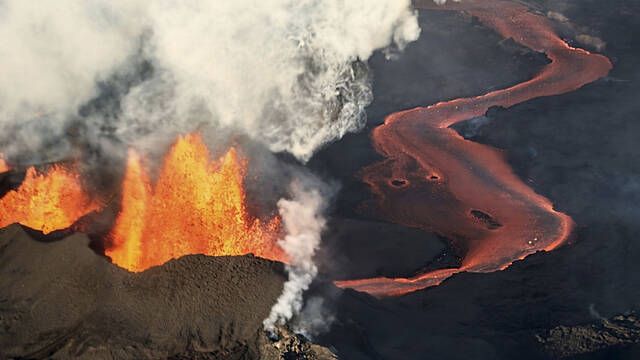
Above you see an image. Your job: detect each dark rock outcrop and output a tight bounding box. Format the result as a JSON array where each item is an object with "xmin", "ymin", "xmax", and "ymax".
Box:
[
  {"xmin": 260, "ymin": 328, "xmax": 338, "ymax": 360},
  {"xmin": 538, "ymin": 313, "xmax": 640, "ymax": 358},
  {"xmin": 0, "ymin": 224, "xmax": 287, "ymax": 359}
]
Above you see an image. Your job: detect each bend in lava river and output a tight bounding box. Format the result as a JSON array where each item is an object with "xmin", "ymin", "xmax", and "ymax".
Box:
[{"xmin": 335, "ymin": 0, "xmax": 612, "ymax": 297}]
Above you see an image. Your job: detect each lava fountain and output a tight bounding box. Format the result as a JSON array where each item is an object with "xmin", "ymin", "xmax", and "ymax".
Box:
[
  {"xmin": 105, "ymin": 133, "xmax": 285, "ymax": 272},
  {"xmin": 0, "ymin": 134, "xmax": 285, "ymax": 271},
  {"xmin": 336, "ymin": 0, "xmax": 612, "ymax": 297},
  {"xmin": 0, "ymin": 165, "xmax": 101, "ymax": 234}
]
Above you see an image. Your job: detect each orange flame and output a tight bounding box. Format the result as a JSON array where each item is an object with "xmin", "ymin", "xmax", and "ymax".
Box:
[
  {"xmin": 0, "ymin": 155, "xmax": 9, "ymax": 173},
  {"xmin": 106, "ymin": 133, "xmax": 285, "ymax": 272},
  {"xmin": 0, "ymin": 165, "xmax": 101, "ymax": 233}
]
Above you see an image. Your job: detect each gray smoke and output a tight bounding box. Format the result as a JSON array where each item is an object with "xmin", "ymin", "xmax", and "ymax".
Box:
[
  {"xmin": 432, "ymin": 0, "xmax": 461, "ymax": 5},
  {"xmin": 293, "ymin": 297, "xmax": 336, "ymax": 339},
  {"xmin": 0, "ymin": 0, "xmax": 421, "ymax": 334},
  {"xmin": 263, "ymin": 176, "xmax": 334, "ymax": 333},
  {"xmin": 0, "ymin": 0, "xmax": 420, "ymax": 162}
]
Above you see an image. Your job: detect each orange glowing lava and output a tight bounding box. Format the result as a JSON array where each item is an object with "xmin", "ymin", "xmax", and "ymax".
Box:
[
  {"xmin": 106, "ymin": 133, "xmax": 285, "ymax": 272},
  {"xmin": 335, "ymin": 0, "xmax": 612, "ymax": 297},
  {"xmin": 0, "ymin": 165, "xmax": 101, "ymax": 234},
  {"xmin": 0, "ymin": 156, "xmax": 9, "ymax": 173}
]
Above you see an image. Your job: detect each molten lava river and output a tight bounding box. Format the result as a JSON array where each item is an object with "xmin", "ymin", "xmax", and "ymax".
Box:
[
  {"xmin": 335, "ymin": 0, "xmax": 612, "ymax": 297},
  {"xmin": 0, "ymin": 134, "xmax": 285, "ymax": 271}
]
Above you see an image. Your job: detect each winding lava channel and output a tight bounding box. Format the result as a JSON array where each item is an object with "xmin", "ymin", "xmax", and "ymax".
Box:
[{"xmin": 335, "ymin": 0, "xmax": 612, "ymax": 297}]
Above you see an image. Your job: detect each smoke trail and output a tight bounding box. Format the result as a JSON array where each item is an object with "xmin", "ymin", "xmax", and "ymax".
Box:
[
  {"xmin": 0, "ymin": 0, "xmax": 420, "ymax": 162},
  {"xmin": 293, "ymin": 296, "xmax": 336, "ymax": 339},
  {"xmin": 263, "ymin": 177, "xmax": 333, "ymax": 333},
  {"xmin": 432, "ymin": 0, "xmax": 461, "ymax": 5},
  {"xmin": 0, "ymin": 0, "xmax": 144, "ymax": 159}
]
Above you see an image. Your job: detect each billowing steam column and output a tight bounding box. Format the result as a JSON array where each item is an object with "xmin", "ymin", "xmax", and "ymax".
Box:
[{"xmin": 336, "ymin": 0, "xmax": 612, "ymax": 297}]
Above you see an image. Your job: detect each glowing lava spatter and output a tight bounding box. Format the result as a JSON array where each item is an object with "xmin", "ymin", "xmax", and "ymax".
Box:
[
  {"xmin": 106, "ymin": 133, "xmax": 285, "ymax": 272},
  {"xmin": 0, "ymin": 165, "xmax": 101, "ymax": 234},
  {"xmin": 0, "ymin": 156, "xmax": 9, "ymax": 173},
  {"xmin": 335, "ymin": 0, "xmax": 612, "ymax": 297}
]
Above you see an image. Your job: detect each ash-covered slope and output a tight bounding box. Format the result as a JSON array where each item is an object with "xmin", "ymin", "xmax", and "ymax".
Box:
[{"xmin": 0, "ymin": 224, "xmax": 286, "ymax": 359}]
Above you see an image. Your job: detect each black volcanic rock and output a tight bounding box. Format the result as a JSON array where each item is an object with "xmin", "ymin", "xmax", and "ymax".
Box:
[
  {"xmin": 0, "ymin": 224, "xmax": 287, "ymax": 359},
  {"xmin": 318, "ymin": 218, "xmax": 449, "ymax": 280},
  {"xmin": 537, "ymin": 313, "xmax": 640, "ymax": 358},
  {"xmin": 260, "ymin": 329, "xmax": 338, "ymax": 360}
]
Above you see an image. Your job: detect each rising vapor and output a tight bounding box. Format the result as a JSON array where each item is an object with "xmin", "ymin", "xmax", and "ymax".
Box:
[
  {"xmin": 0, "ymin": 0, "xmax": 420, "ymax": 162},
  {"xmin": 0, "ymin": 0, "xmax": 421, "ymax": 333},
  {"xmin": 432, "ymin": 0, "xmax": 461, "ymax": 5},
  {"xmin": 263, "ymin": 177, "xmax": 333, "ymax": 333}
]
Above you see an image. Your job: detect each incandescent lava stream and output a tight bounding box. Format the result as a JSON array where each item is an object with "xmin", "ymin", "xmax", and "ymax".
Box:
[{"xmin": 335, "ymin": 0, "xmax": 612, "ymax": 297}]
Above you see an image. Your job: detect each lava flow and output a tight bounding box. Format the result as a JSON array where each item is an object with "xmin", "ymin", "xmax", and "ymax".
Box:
[
  {"xmin": 336, "ymin": 0, "xmax": 612, "ymax": 297},
  {"xmin": 105, "ymin": 133, "xmax": 285, "ymax": 272},
  {"xmin": 0, "ymin": 165, "xmax": 101, "ymax": 234}
]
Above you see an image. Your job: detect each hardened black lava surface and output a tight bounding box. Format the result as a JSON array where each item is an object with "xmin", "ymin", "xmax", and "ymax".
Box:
[{"xmin": 308, "ymin": 0, "xmax": 640, "ymax": 359}]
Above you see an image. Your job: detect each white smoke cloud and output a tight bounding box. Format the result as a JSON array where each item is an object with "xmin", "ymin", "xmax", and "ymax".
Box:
[
  {"xmin": 0, "ymin": 0, "xmax": 421, "ymax": 334},
  {"xmin": 0, "ymin": 0, "xmax": 144, "ymax": 157},
  {"xmin": 293, "ymin": 296, "xmax": 336, "ymax": 339},
  {"xmin": 432, "ymin": 0, "xmax": 461, "ymax": 5},
  {"xmin": 0, "ymin": 1, "xmax": 140, "ymax": 122},
  {"xmin": 263, "ymin": 177, "xmax": 333, "ymax": 333},
  {"xmin": 0, "ymin": 0, "xmax": 420, "ymax": 162}
]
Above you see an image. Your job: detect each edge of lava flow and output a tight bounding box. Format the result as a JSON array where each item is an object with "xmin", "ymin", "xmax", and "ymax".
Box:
[
  {"xmin": 335, "ymin": 0, "xmax": 613, "ymax": 297},
  {"xmin": 105, "ymin": 133, "xmax": 286, "ymax": 272}
]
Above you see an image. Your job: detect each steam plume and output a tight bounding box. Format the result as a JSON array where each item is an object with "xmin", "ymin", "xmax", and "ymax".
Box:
[
  {"xmin": 293, "ymin": 296, "xmax": 336, "ymax": 339},
  {"xmin": 0, "ymin": 0, "xmax": 420, "ymax": 162},
  {"xmin": 263, "ymin": 177, "xmax": 333, "ymax": 333},
  {"xmin": 432, "ymin": 0, "xmax": 461, "ymax": 5},
  {"xmin": 0, "ymin": 0, "xmax": 421, "ymax": 334}
]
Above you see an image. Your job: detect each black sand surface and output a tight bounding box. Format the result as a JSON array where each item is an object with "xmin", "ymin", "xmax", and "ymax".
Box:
[{"xmin": 0, "ymin": 224, "xmax": 285, "ymax": 359}]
